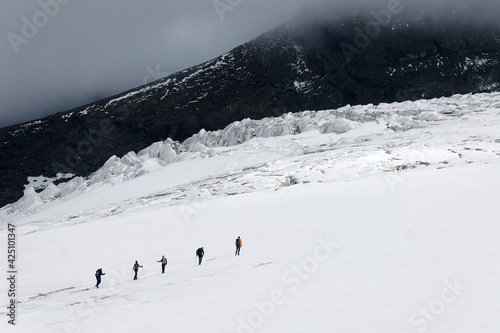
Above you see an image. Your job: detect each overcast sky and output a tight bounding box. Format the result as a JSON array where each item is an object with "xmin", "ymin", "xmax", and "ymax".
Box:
[
  {"xmin": 0, "ymin": 0, "xmax": 304, "ymax": 128},
  {"xmin": 1, "ymin": 0, "xmax": 498, "ymax": 128}
]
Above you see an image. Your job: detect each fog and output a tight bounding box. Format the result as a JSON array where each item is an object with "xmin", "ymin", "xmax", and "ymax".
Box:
[{"xmin": 295, "ymin": 0, "xmax": 499, "ymax": 30}]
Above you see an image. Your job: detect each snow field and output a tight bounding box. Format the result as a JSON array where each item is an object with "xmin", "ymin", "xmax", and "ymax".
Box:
[{"xmin": 1, "ymin": 92, "xmax": 500, "ymax": 332}]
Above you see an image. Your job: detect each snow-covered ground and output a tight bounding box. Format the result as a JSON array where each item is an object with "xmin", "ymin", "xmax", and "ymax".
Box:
[{"xmin": 1, "ymin": 93, "xmax": 500, "ymax": 332}]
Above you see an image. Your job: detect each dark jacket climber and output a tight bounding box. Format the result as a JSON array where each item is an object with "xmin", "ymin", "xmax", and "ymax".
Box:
[
  {"xmin": 196, "ymin": 247, "xmax": 204, "ymax": 265},
  {"xmin": 95, "ymin": 268, "xmax": 105, "ymax": 288}
]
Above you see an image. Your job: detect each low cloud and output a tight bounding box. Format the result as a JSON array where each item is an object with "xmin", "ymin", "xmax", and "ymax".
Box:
[{"xmin": 298, "ymin": 0, "xmax": 500, "ymax": 26}]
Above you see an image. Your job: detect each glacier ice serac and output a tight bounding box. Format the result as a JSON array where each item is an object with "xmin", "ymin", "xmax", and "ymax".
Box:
[
  {"xmin": 3, "ymin": 92, "xmax": 500, "ymax": 217},
  {"xmin": 0, "ymin": 92, "xmax": 499, "ymax": 332}
]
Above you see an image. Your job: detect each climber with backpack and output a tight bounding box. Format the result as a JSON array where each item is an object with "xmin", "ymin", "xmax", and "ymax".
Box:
[
  {"xmin": 235, "ymin": 236, "xmax": 242, "ymax": 256},
  {"xmin": 132, "ymin": 260, "xmax": 143, "ymax": 280},
  {"xmin": 158, "ymin": 255, "xmax": 167, "ymax": 273}
]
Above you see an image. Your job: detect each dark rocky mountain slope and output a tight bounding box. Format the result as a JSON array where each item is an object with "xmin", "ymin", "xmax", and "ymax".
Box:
[{"xmin": 1, "ymin": 2, "xmax": 500, "ymax": 207}]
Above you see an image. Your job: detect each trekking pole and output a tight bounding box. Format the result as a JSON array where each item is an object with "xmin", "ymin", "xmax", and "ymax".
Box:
[{"xmin": 141, "ymin": 266, "xmax": 145, "ymax": 276}]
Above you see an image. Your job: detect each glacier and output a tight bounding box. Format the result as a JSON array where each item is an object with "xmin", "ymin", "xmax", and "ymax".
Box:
[{"xmin": 0, "ymin": 92, "xmax": 499, "ymax": 332}]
